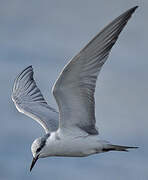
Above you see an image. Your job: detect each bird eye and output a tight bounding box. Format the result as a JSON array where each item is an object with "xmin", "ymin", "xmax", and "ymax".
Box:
[
  {"xmin": 36, "ymin": 138, "xmax": 46, "ymax": 153},
  {"xmin": 36, "ymin": 147, "xmax": 42, "ymax": 153}
]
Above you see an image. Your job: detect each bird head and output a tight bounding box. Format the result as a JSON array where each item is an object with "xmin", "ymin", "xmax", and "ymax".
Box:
[{"xmin": 30, "ymin": 133, "xmax": 50, "ymax": 171}]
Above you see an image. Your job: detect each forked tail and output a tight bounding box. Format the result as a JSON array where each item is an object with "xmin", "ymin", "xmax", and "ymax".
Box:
[{"xmin": 102, "ymin": 144, "xmax": 139, "ymax": 152}]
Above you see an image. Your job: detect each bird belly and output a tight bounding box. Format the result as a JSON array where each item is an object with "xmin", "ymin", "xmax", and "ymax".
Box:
[{"xmin": 45, "ymin": 135, "xmax": 104, "ymax": 157}]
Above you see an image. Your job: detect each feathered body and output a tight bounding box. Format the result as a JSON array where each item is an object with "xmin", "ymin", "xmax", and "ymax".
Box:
[{"xmin": 12, "ymin": 6, "xmax": 138, "ymax": 171}]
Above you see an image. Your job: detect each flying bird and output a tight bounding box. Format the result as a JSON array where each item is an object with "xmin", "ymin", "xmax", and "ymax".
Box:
[{"xmin": 12, "ymin": 6, "xmax": 138, "ymax": 171}]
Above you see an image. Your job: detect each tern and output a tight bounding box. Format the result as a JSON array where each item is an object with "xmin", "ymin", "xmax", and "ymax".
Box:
[{"xmin": 12, "ymin": 6, "xmax": 138, "ymax": 172}]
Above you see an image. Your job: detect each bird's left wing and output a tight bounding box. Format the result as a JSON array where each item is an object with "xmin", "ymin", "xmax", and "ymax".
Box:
[
  {"xmin": 12, "ymin": 66, "xmax": 59, "ymax": 133},
  {"xmin": 52, "ymin": 6, "xmax": 138, "ymax": 135}
]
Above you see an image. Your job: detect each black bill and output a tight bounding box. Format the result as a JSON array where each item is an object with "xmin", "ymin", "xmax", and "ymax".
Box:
[{"xmin": 30, "ymin": 155, "xmax": 39, "ymax": 172}]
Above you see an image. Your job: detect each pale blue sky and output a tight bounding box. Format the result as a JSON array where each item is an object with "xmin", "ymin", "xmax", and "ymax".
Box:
[{"xmin": 0, "ymin": 0, "xmax": 147, "ymax": 179}]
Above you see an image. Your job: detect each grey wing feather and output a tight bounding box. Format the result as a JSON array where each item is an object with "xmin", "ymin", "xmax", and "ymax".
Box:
[
  {"xmin": 12, "ymin": 66, "xmax": 59, "ymax": 133},
  {"xmin": 52, "ymin": 6, "xmax": 138, "ymax": 135}
]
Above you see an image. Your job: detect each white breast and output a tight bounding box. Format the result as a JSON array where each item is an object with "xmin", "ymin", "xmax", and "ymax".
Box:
[{"xmin": 44, "ymin": 131, "xmax": 104, "ymax": 157}]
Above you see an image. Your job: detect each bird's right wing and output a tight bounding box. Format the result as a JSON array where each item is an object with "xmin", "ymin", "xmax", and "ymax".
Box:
[{"xmin": 12, "ymin": 66, "xmax": 59, "ymax": 133}]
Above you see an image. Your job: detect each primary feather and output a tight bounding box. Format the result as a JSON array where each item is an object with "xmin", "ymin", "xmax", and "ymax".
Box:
[
  {"xmin": 52, "ymin": 6, "xmax": 138, "ymax": 135},
  {"xmin": 12, "ymin": 66, "xmax": 59, "ymax": 133}
]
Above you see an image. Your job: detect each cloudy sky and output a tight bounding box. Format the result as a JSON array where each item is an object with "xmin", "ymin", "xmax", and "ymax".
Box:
[{"xmin": 0, "ymin": 0, "xmax": 148, "ymax": 180}]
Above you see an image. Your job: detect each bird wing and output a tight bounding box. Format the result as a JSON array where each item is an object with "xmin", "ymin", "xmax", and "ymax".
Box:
[
  {"xmin": 52, "ymin": 6, "xmax": 138, "ymax": 135},
  {"xmin": 12, "ymin": 66, "xmax": 59, "ymax": 133}
]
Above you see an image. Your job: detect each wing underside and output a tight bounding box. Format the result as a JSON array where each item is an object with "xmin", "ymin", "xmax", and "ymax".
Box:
[
  {"xmin": 52, "ymin": 7, "xmax": 138, "ymax": 135},
  {"xmin": 12, "ymin": 66, "xmax": 59, "ymax": 133}
]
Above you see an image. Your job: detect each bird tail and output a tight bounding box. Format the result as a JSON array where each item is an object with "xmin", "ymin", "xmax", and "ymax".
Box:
[{"xmin": 102, "ymin": 144, "xmax": 139, "ymax": 152}]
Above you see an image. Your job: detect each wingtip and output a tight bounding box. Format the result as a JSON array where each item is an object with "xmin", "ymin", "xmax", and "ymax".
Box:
[
  {"xmin": 12, "ymin": 65, "xmax": 34, "ymax": 92},
  {"xmin": 133, "ymin": 5, "xmax": 138, "ymax": 9},
  {"xmin": 18, "ymin": 65, "xmax": 34, "ymax": 77},
  {"xmin": 129, "ymin": 6, "xmax": 138, "ymax": 14},
  {"xmin": 19, "ymin": 65, "xmax": 33, "ymax": 74},
  {"xmin": 123, "ymin": 6, "xmax": 137, "ymax": 15},
  {"xmin": 132, "ymin": 6, "xmax": 139, "ymax": 11},
  {"xmin": 26, "ymin": 65, "xmax": 33, "ymax": 70}
]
